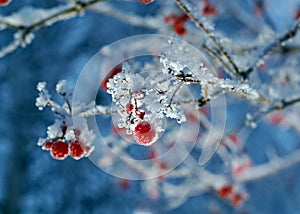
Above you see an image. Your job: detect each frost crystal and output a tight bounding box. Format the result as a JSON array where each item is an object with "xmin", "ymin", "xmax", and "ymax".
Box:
[
  {"xmin": 47, "ymin": 120, "xmax": 63, "ymax": 139},
  {"xmin": 37, "ymin": 82, "xmax": 46, "ymax": 91},
  {"xmin": 36, "ymin": 82, "xmax": 51, "ymax": 110},
  {"xmin": 56, "ymin": 80, "xmax": 68, "ymax": 95}
]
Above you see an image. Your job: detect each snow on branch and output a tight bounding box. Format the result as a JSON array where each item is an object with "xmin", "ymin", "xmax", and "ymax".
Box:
[
  {"xmin": 0, "ymin": 0, "xmax": 107, "ymax": 58},
  {"xmin": 176, "ymin": 0, "xmax": 240, "ymax": 77}
]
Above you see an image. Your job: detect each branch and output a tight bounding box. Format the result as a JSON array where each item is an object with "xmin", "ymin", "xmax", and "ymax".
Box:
[
  {"xmin": 236, "ymin": 148, "xmax": 300, "ymax": 183},
  {"xmin": 242, "ymin": 20, "xmax": 300, "ymax": 78},
  {"xmin": 175, "ymin": 0, "xmax": 240, "ymax": 77},
  {"xmin": 0, "ymin": 0, "xmax": 107, "ymax": 58},
  {"xmin": 249, "ymin": 96, "xmax": 300, "ymax": 125}
]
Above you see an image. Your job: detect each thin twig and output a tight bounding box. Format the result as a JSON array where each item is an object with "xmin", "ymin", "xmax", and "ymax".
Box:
[
  {"xmin": 241, "ymin": 20, "xmax": 300, "ymax": 78},
  {"xmin": 176, "ymin": 0, "xmax": 240, "ymax": 77}
]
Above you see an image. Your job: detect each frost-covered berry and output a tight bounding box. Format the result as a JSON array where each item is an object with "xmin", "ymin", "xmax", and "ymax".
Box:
[
  {"xmin": 74, "ymin": 128, "xmax": 81, "ymax": 137},
  {"xmin": 135, "ymin": 110, "xmax": 145, "ymax": 119},
  {"xmin": 84, "ymin": 146, "xmax": 93, "ymax": 157},
  {"xmin": 42, "ymin": 141, "xmax": 53, "ymax": 150},
  {"xmin": 0, "ymin": 0, "xmax": 11, "ymax": 6},
  {"xmin": 135, "ymin": 121, "xmax": 151, "ymax": 134},
  {"xmin": 100, "ymin": 65, "xmax": 122, "ymax": 91},
  {"xmin": 202, "ymin": 0, "xmax": 217, "ymax": 16},
  {"xmin": 125, "ymin": 103, "xmax": 134, "ymax": 114},
  {"xmin": 69, "ymin": 140, "xmax": 85, "ymax": 160},
  {"xmin": 295, "ymin": 8, "xmax": 300, "ymax": 20},
  {"xmin": 134, "ymin": 121, "xmax": 157, "ymax": 146},
  {"xmin": 50, "ymin": 141, "xmax": 69, "ymax": 160},
  {"xmin": 230, "ymin": 193, "xmax": 246, "ymax": 206},
  {"xmin": 164, "ymin": 14, "xmax": 189, "ymax": 36},
  {"xmin": 138, "ymin": 0, "xmax": 153, "ymax": 4},
  {"xmin": 229, "ymin": 134, "xmax": 240, "ymax": 144},
  {"xmin": 268, "ymin": 112, "xmax": 284, "ymax": 125},
  {"xmin": 218, "ymin": 185, "xmax": 233, "ymax": 198}
]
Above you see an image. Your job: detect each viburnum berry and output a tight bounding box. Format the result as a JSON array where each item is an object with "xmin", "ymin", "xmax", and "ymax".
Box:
[
  {"xmin": 134, "ymin": 121, "xmax": 157, "ymax": 146},
  {"xmin": 125, "ymin": 103, "xmax": 134, "ymax": 114},
  {"xmin": 50, "ymin": 140, "xmax": 69, "ymax": 160},
  {"xmin": 295, "ymin": 8, "xmax": 300, "ymax": 20},
  {"xmin": 148, "ymin": 148, "xmax": 158, "ymax": 159},
  {"xmin": 100, "ymin": 65, "xmax": 122, "ymax": 91},
  {"xmin": 218, "ymin": 185, "xmax": 233, "ymax": 198},
  {"xmin": 159, "ymin": 161, "xmax": 168, "ymax": 170},
  {"xmin": 42, "ymin": 140, "xmax": 53, "ymax": 150},
  {"xmin": 0, "ymin": 0, "xmax": 11, "ymax": 6},
  {"xmin": 229, "ymin": 134, "xmax": 240, "ymax": 144},
  {"xmin": 84, "ymin": 146, "xmax": 93, "ymax": 157},
  {"xmin": 202, "ymin": 0, "xmax": 217, "ymax": 16},
  {"xmin": 69, "ymin": 140, "xmax": 85, "ymax": 160},
  {"xmin": 138, "ymin": 0, "xmax": 153, "ymax": 4},
  {"xmin": 268, "ymin": 112, "xmax": 284, "ymax": 125},
  {"xmin": 164, "ymin": 14, "xmax": 189, "ymax": 36},
  {"xmin": 230, "ymin": 193, "xmax": 247, "ymax": 206},
  {"xmin": 135, "ymin": 110, "xmax": 145, "ymax": 119},
  {"xmin": 74, "ymin": 128, "xmax": 81, "ymax": 137},
  {"xmin": 118, "ymin": 179, "xmax": 130, "ymax": 190},
  {"xmin": 135, "ymin": 121, "xmax": 151, "ymax": 134}
]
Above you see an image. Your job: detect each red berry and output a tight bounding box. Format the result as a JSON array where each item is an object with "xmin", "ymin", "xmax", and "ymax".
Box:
[
  {"xmin": 50, "ymin": 141, "xmax": 69, "ymax": 160},
  {"xmin": 74, "ymin": 128, "xmax": 81, "ymax": 137},
  {"xmin": 174, "ymin": 25, "xmax": 186, "ymax": 36},
  {"xmin": 138, "ymin": 0, "xmax": 153, "ymax": 4},
  {"xmin": 135, "ymin": 121, "xmax": 151, "ymax": 134},
  {"xmin": 202, "ymin": 0, "xmax": 217, "ymax": 16},
  {"xmin": 118, "ymin": 179, "xmax": 130, "ymax": 190},
  {"xmin": 268, "ymin": 113, "xmax": 284, "ymax": 125},
  {"xmin": 84, "ymin": 146, "xmax": 94, "ymax": 157},
  {"xmin": 42, "ymin": 141, "xmax": 53, "ymax": 150},
  {"xmin": 148, "ymin": 148, "xmax": 158, "ymax": 159},
  {"xmin": 218, "ymin": 185, "xmax": 233, "ymax": 198},
  {"xmin": 136, "ymin": 110, "xmax": 145, "ymax": 119},
  {"xmin": 69, "ymin": 140, "xmax": 85, "ymax": 160},
  {"xmin": 164, "ymin": 14, "xmax": 189, "ymax": 36},
  {"xmin": 295, "ymin": 9, "xmax": 300, "ymax": 20},
  {"xmin": 164, "ymin": 14, "xmax": 176, "ymax": 23},
  {"xmin": 100, "ymin": 65, "xmax": 122, "ymax": 90},
  {"xmin": 159, "ymin": 162, "xmax": 168, "ymax": 170},
  {"xmin": 229, "ymin": 134, "xmax": 240, "ymax": 144},
  {"xmin": 134, "ymin": 122, "xmax": 157, "ymax": 146},
  {"xmin": 125, "ymin": 103, "xmax": 134, "ymax": 114},
  {"xmin": 230, "ymin": 193, "xmax": 246, "ymax": 206},
  {"xmin": 0, "ymin": 0, "xmax": 11, "ymax": 6}
]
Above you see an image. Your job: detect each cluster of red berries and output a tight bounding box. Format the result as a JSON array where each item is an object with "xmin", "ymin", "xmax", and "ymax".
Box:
[
  {"xmin": 42, "ymin": 126, "xmax": 92, "ymax": 160},
  {"xmin": 164, "ymin": 14, "xmax": 189, "ymax": 36},
  {"xmin": 217, "ymin": 185, "xmax": 248, "ymax": 206},
  {"xmin": 0, "ymin": 0, "xmax": 11, "ymax": 6},
  {"xmin": 125, "ymin": 99, "xmax": 157, "ymax": 146},
  {"xmin": 43, "ymin": 139, "xmax": 92, "ymax": 160}
]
